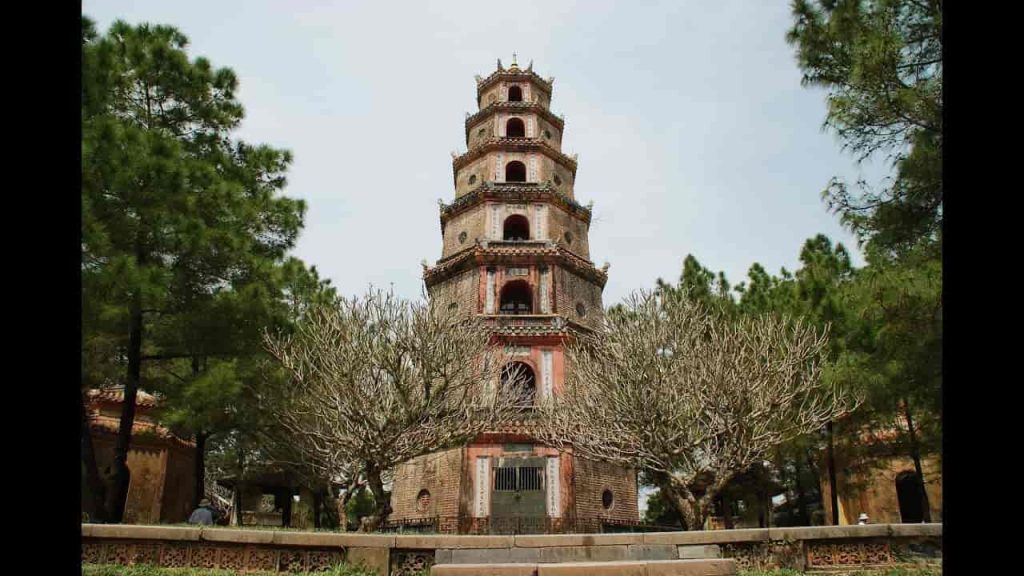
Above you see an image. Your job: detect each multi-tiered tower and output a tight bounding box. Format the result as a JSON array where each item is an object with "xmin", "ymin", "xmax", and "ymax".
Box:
[{"xmin": 389, "ymin": 57, "xmax": 638, "ymax": 534}]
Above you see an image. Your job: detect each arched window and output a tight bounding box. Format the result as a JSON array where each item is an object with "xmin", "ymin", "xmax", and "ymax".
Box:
[
  {"xmin": 499, "ymin": 280, "xmax": 532, "ymax": 315},
  {"xmin": 508, "ymin": 85, "xmax": 523, "ymax": 102},
  {"xmin": 501, "ymin": 361, "xmax": 536, "ymax": 407},
  {"xmin": 895, "ymin": 471, "xmax": 925, "ymax": 523},
  {"xmin": 505, "ymin": 161, "xmax": 526, "ymax": 182},
  {"xmin": 503, "ymin": 215, "xmax": 530, "ymax": 241},
  {"xmin": 505, "ymin": 117, "xmax": 525, "ymax": 138}
]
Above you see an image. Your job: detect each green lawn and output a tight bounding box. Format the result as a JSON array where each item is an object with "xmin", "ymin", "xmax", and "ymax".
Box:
[
  {"xmin": 82, "ymin": 565, "xmax": 385, "ymax": 576},
  {"xmin": 739, "ymin": 567, "xmax": 940, "ymax": 576}
]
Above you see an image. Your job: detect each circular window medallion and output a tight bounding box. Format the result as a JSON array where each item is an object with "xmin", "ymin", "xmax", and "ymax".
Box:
[
  {"xmin": 477, "ymin": 128, "xmax": 486, "ymax": 137},
  {"xmin": 564, "ymin": 231, "xmax": 573, "ymax": 245},
  {"xmin": 458, "ymin": 231, "xmax": 468, "ymax": 244},
  {"xmin": 576, "ymin": 303, "xmax": 587, "ymax": 317},
  {"xmin": 416, "ymin": 489, "xmax": 431, "ymax": 513},
  {"xmin": 602, "ymin": 489, "xmax": 614, "ymax": 510},
  {"xmin": 468, "ymin": 174, "xmax": 477, "ymax": 185},
  {"xmin": 543, "ymin": 129, "xmax": 552, "ymax": 140},
  {"xmin": 553, "ymin": 175, "xmax": 562, "ymax": 186}
]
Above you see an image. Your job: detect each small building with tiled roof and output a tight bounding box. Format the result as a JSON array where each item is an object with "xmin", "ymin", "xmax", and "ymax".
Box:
[
  {"xmin": 818, "ymin": 414, "xmax": 942, "ymax": 526},
  {"xmin": 83, "ymin": 387, "xmax": 196, "ymax": 524}
]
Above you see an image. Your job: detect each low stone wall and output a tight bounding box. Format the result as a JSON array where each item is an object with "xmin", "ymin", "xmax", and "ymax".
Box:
[{"xmin": 81, "ymin": 523, "xmax": 941, "ymax": 575}]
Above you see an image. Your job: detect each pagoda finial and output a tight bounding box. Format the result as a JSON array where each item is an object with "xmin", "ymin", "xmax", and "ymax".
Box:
[
  {"xmin": 527, "ymin": 59, "xmax": 533, "ymax": 71},
  {"xmin": 497, "ymin": 58, "xmax": 504, "ymax": 71},
  {"xmin": 510, "ymin": 53, "xmax": 518, "ymax": 69}
]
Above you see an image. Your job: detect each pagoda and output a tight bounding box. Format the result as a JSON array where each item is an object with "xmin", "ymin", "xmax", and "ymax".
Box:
[{"xmin": 388, "ymin": 57, "xmax": 638, "ymax": 534}]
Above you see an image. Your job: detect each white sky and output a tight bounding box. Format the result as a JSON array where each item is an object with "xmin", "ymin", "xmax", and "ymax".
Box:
[{"xmin": 83, "ymin": 0, "xmax": 884, "ymax": 306}]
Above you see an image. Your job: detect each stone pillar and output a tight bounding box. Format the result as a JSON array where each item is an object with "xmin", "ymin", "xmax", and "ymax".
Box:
[
  {"xmin": 546, "ymin": 456, "xmax": 561, "ymax": 517},
  {"xmin": 541, "ymin": 350, "xmax": 553, "ymax": 400},
  {"xmin": 485, "ymin": 269, "xmax": 496, "ymax": 314},
  {"xmin": 539, "ymin": 267, "xmax": 551, "ymax": 313},
  {"xmin": 474, "ymin": 457, "xmax": 490, "ymax": 517}
]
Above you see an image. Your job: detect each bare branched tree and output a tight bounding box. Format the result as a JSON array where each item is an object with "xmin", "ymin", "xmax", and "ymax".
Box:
[
  {"xmin": 536, "ymin": 289, "xmax": 860, "ymax": 530},
  {"xmin": 262, "ymin": 288, "xmax": 523, "ymax": 526}
]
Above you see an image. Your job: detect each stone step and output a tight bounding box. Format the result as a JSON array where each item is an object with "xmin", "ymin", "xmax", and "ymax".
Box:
[{"xmin": 431, "ymin": 558, "xmax": 736, "ymax": 576}]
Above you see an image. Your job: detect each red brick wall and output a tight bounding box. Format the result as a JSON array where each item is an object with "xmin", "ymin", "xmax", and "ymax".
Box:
[
  {"xmin": 553, "ymin": 267, "xmax": 604, "ymax": 329},
  {"xmin": 572, "ymin": 457, "xmax": 638, "ymax": 523},
  {"xmin": 88, "ymin": 434, "xmax": 196, "ymax": 525},
  {"xmin": 428, "ymin": 268, "xmax": 480, "ymax": 315},
  {"xmin": 390, "ymin": 448, "xmax": 464, "ymax": 521},
  {"xmin": 161, "ymin": 444, "xmax": 197, "ymax": 523}
]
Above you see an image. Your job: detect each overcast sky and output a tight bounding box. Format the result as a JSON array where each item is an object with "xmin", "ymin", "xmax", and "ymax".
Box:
[{"xmin": 83, "ymin": 0, "xmax": 883, "ymax": 307}]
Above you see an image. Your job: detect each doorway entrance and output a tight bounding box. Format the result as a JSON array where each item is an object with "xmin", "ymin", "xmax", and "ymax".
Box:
[{"xmin": 490, "ymin": 456, "xmax": 547, "ymax": 534}]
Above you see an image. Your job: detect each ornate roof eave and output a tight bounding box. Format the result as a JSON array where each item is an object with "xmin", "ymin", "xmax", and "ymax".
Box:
[
  {"xmin": 476, "ymin": 69, "xmax": 553, "ymax": 101},
  {"xmin": 486, "ymin": 317, "xmax": 595, "ymax": 338},
  {"xmin": 87, "ymin": 387, "xmax": 161, "ymax": 408},
  {"xmin": 452, "ymin": 138, "xmax": 578, "ymax": 179},
  {"xmin": 423, "ymin": 242, "xmax": 608, "ymax": 288},
  {"xmin": 465, "ymin": 102, "xmax": 565, "ymax": 137},
  {"xmin": 88, "ymin": 414, "xmax": 195, "ymax": 449},
  {"xmin": 440, "ymin": 182, "xmax": 591, "ymax": 225}
]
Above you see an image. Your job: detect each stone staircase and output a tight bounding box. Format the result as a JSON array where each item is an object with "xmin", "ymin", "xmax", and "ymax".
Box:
[{"xmin": 428, "ymin": 535, "xmax": 734, "ymax": 575}]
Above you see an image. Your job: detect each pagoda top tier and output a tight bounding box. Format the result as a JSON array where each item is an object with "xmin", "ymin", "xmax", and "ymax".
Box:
[{"xmin": 475, "ymin": 55, "xmax": 555, "ymax": 109}]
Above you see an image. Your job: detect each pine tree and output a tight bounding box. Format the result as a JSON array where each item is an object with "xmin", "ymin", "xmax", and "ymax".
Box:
[
  {"xmin": 787, "ymin": 0, "xmax": 942, "ymax": 256},
  {"xmin": 82, "ymin": 16, "xmax": 305, "ymax": 522}
]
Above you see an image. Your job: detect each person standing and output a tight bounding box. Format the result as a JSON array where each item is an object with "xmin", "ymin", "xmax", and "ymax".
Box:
[{"xmin": 188, "ymin": 498, "xmax": 216, "ymax": 525}]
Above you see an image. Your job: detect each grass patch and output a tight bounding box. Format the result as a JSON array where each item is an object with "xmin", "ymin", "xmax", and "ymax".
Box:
[
  {"xmin": 82, "ymin": 564, "xmax": 381, "ymax": 576},
  {"xmin": 739, "ymin": 567, "xmax": 941, "ymax": 576}
]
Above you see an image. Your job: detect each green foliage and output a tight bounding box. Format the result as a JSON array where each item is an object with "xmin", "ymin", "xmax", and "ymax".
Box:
[
  {"xmin": 787, "ymin": 0, "xmax": 942, "ymax": 254},
  {"xmin": 651, "ymin": 228, "xmax": 939, "ymax": 524},
  {"xmin": 345, "ymin": 486, "xmax": 377, "ymax": 529},
  {"xmin": 739, "ymin": 568, "xmax": 940, "ymax": 576},
  {"xmin": 81, "ymin": 15, "xmax": 337, "ymax": 519},
  {"xmin": 641, "ymin": 487, "xmax": 683, "ymax": 527}
]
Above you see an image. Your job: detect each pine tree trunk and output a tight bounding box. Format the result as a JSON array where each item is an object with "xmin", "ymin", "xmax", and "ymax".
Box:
[
  {"xmin": 194, "ymin": 431, "xmax": 207, "ymax": 509},
  {"xmin": 825, "ymin": 420, "xmax": 840, "ymax": 525},
  {"xmin": 793, "ymin": 455, "xmax": 808, "ymax": 526},
  {"xmin": 191, "ymin": 356, "xmax": 207, "ymax": 510},
  {"xmin": 108, "ymin": 293, "xmax": 144, "ymax": 523},
  {"xmin": 230, "ymin": 446, "xmax": 245, "ymax": 526},
  {"xmin": 231, "ymin": 485, "xmax": 242, "ymax": 526},
  {"xmin": 903, "ymin": 397, "xmax": 932, "ymax": 522},
  {"xmin": 81, "ymin": 394, "xmax": 107, "ymax": 523},
  {"xmin": 313, "ymin": 490, "xmax": 323, "ymax": 529},
  {"xmin": 282, "ymin": 492, "xmax": 293, "ymax": 527}
]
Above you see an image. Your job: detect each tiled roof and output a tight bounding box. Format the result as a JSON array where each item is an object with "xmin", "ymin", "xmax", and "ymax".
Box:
[
  {"xmin": 476, "ymin": 68, "xmax": 553, "ymax": 98},
  {"xmin": 85, "ymin": 387, "xmax": 193, "ymax": 448},
  {"xmin": 88, "ymin": 413, "xmax": 195, "ymax": 448},
  {"xmin": 424, "ymin": 242, "xmax": 607, "ymax": 287},
  {"xmin": 440, "ymin": 182, "xmax": 591, "ymax": 223},
  {"xmin": 452, "ymin": 138, "xmax": 577, "ymax": 175},
  {"xmin": 87, "ymin": 386, "xmax": 160, "ymax": 408},
  {"xmin": 465, "ymin": 101, "xmax": 564, "ymax": 136}
]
